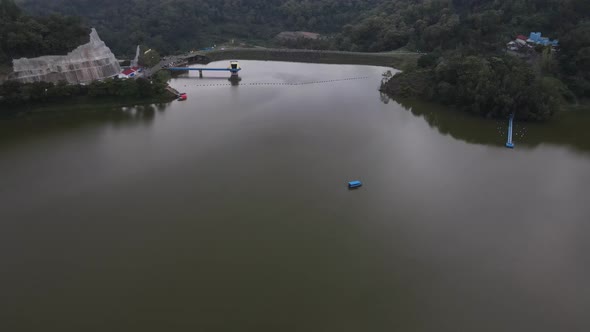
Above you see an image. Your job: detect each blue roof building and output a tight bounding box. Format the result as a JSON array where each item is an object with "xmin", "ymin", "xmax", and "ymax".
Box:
[{"xmin": 527, "ymin": 32, "xmax": 559, "ymax": 47}]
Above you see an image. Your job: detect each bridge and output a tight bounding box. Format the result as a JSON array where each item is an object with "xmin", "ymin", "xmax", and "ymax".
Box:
[{"xmin": 167, "ymin": 61, "xmax": 241, "ymax": 78}]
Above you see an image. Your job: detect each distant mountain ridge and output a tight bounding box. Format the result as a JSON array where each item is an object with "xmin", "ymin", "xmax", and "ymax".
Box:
[{"xmin": 15, "ymin": 0, "xmax": 382, "ymax": 55}]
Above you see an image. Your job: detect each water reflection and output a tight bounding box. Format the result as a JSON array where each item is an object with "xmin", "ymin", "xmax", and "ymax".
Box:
[
  {"xmin": 228, "ymin": 76, "xmax": 242, "ymax": 86},
  {"xmin": 0, "ymin": 102, "xmax": 171, "ymax": 147},
  {"xmin": 2, "ymin": 61, "xmax": 590, "ymax": 332},
  {"xmin": 156, "ymin": 103, "xmax": 167, "ymax": 112},
  {"xmin": 379, "ymin": 92, "xmax": 390, "ymax": 104},
  {"xmin": 386, "ymin": 95, "xmax": 590, "ymax": 153},
  {"xmin": 135, "ymin": 104, "xmax": 156, "ymax": 123}
]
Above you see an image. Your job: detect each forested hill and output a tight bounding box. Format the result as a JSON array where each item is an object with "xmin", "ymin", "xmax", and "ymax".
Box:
[
  {"xmin": 15, "ymin": 0, "xmax": 590, "ymax": 53},
  {"xmin": 14, "ymin": 0, "xmax": 589, "ymax": 78},
  {"xmin": 5, "ymin": 0, "xmax": 589, "ymax": 120},
  {"xmin": 341, "ymin": 0, "xmax": 589, "ymax": 108},
  {"xmin": 368, "ymin": 1, "xmax": 589, "ymax": 120},
  {"xmin": 338, "ymin": 0, "xmax": 589, "ymax": 53},
  {"xmin": 13, "ymin": 0, "xmax": 590, "ymax": 62},
  {"xmin": 0, "ymin": 0, "xmax": 89, "ymax": 65},
  {"xmin": 14, "ymin": 0, "xmax": 381, "ymax": 56}
]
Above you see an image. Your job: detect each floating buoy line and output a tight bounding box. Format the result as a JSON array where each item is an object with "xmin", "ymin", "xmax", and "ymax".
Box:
[{"xmin": 179, "ymin": 76, "xmax": 370, "ymax": 88}]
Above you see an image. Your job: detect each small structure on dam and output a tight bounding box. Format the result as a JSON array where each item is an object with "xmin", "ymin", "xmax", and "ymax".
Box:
[{"xmin": 11, "ymin": 28, "xmax": 121, "ymax": 84}]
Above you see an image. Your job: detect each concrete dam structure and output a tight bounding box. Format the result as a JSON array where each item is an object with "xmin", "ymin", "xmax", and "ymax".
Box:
[{"xmin": 11, "ymin": 28, "xmax": 120, "ymax": 84}]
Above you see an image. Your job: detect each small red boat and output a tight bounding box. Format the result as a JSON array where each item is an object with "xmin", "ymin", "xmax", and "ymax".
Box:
[{"xmin": 178, "ymin": 93, "xmax": 187, "ymax": 101}]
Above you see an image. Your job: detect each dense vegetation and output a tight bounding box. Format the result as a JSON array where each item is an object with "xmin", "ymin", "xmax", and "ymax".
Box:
[
  {"xmin": 334, "ymin": 0, "xmax": 589, "ymax": 53},
  {"xmin": 382, "ymin": 54, "xmax": 571, "ymax": 120},
  {"xmin": 0, "ymin": 71, "xmax": 173, "ymax": 113},
  {"xmin": 0, "ymin": 0, "xmax": 89, "ymax": 65},
  {"xmin": 368, "ymin": 0, "xmax": 589, "ymax": 120},
  {"xmin": 3, "ymin": 0, "xmax": 589, "ymax": 119},
  {"xmin": 0, "ymin": 0, "xmax": 172, "ymax": 112},
  {"xmin": 15, "ymin": 0, "xmax": 381, "ymax": 56}
]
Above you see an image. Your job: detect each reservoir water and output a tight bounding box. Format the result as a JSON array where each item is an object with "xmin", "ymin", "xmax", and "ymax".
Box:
[{"xmin": 1, "ymin": 60, "xmax": 589, "ymax": 331}]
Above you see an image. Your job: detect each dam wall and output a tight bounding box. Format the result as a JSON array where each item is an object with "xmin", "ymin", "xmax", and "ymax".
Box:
[{"xmin": 11, "ymin": 28, "xmax": 121, "ymax": 84}]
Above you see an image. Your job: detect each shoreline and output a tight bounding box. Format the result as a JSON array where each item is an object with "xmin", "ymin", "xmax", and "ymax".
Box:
[
  {"xmin": 2, "ymin": 49, "xmax": 420, "ymax": 116},
  {"xmin": 1, "ymin": 94, "xmax": 175, "ymax": 118}
]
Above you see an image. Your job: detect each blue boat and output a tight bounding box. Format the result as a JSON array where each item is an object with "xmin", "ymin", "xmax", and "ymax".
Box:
[{"xmin": 348, "ymin": 180, "xmax": 362, "ymax": 189}]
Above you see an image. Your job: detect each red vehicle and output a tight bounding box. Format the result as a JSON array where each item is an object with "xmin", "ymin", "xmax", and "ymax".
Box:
[{"xmin": 178, "ymin": 93, "xmax": 187, "ymax": 101}]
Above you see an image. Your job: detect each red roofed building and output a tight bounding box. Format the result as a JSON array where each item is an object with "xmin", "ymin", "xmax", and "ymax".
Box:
[
  {"xmin": 118, "ymin": 68, "xmax": 137, "ymax": 79},
  {"xmin": 516, "ymin": 35, "xmax": 528, "ymax": 41}
]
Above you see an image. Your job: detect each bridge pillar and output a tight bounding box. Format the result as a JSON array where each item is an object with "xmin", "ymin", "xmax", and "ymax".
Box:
[{"xmin": 199, "ymin": 70, "xmax": 203, "ymax": 78}]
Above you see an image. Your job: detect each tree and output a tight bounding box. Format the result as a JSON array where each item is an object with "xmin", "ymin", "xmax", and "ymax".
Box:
[{"xmin": 139, "ymin": 46, "xmax": 161, "ymax": 68}]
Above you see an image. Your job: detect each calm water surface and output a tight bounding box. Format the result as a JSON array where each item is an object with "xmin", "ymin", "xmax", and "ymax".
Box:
[{"xmin": 1, "ymin": 61, "xmax": 589, "ymax": 331}]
